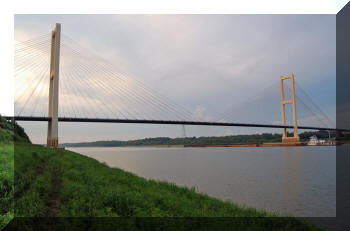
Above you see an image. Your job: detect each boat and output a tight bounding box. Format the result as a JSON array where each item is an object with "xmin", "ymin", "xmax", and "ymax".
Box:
[{"xmin": 307, "ymin": 135, "xmax": 337, "ymax": 146}]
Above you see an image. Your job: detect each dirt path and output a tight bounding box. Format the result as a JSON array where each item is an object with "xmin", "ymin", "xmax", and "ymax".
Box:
[
  {"xmin": 46, "ymin": 155, "xmax": 62, "ymax": 217},
  {"xmin": 14, "ymin": 159, "xmax": 47, "ymax": 200}
]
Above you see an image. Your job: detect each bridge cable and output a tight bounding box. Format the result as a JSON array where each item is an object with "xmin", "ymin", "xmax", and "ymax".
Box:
[
  {"xmin": 61, "ymin": 34, "xmax": 194, "ymax": 121},
  {"xmin": 61, "ymin": 43, "xmax": 185, "ymax": 121}
]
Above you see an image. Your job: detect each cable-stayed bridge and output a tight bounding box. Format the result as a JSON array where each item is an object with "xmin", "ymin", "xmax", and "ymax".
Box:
[{"xmin": 7, "ymin": 23, "xmax": 348, "ymax": 148}]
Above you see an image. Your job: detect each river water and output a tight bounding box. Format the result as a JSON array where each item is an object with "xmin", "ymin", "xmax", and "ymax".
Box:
[{"xmin": 68, "ymin": 146, "xmax": 336, "ymax": 217}]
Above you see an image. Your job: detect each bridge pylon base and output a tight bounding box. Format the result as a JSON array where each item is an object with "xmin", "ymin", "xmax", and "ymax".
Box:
[
  {"xmin": 282, "ymin": 137, "xmax": 300, "ymax": 143},
  {"xmin": 47, "ymin": 139, "xmax": 58, "ymax": 148}
]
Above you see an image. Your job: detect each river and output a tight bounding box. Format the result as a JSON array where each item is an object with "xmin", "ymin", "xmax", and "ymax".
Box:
[{"xmin": 68, "ymin": 146, "xmax": 336, "ymax": 217}]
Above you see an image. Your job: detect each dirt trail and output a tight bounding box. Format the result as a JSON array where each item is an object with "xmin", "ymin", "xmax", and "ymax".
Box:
[
  {"xmin": 14, "ymin": 159, "xmax": 47, "ymax": 199},
  {"xmin": 46, "ymin": 155, "xmax": 62, "ymax": 217}
]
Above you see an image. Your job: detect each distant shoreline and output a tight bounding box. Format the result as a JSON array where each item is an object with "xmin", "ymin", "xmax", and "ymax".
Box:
[
  {"xmin": 61, "ymin": 130, "xmax": 343, "ymax": 148},
  {"xmin": 66, "ymin": 142, "xmax": 342, "ymax": 148}
]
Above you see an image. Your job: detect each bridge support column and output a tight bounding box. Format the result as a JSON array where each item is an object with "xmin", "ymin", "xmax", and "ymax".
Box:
[
  {"xmin": 280, "ymin": 74, "xmax": 300, "ymax": 143},
  {"xmin": 47, "ymin": 23, "xmax": 61, "ymax": 148}
]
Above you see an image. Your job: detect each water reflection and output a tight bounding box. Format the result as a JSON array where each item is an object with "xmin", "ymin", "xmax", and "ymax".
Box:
[{"xmin": 282, "ymin": 147, "xmax": 304, "ymax": 216}]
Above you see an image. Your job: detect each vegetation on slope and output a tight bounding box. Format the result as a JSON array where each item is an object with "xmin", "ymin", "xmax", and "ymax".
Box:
[
  {"xmin": 0, "ymin": 145, "xmax": 14, "ymax": 230},
  {"xmin": 62, "ymin": 130, "xmax": 337, "ymax": 147},
  {"xmin": 14, "ymin": 144, "xmax": 273, "ymax": 217},
  {"xmin": 0, "ymin": 115, "xmax": 31, "ymax": 229},
  {"xmin": 0, "ymin": 116, "xmax": 31, "ymax": 144}
]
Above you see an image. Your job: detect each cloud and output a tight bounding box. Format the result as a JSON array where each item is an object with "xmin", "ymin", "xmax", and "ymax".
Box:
[{"xmin": 192, "ymin": 105, "xmax": 214, "ymax": 122}]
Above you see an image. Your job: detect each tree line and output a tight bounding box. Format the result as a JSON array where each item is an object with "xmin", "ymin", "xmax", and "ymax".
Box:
[{"xmin": 62, "ymin": 130, "xmax": 344, "ymax": 147}]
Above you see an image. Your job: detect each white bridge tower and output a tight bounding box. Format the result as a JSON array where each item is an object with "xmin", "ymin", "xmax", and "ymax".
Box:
[{"xmin": 47, "ymin": 23, "xmax": 61, "ymax": 148}]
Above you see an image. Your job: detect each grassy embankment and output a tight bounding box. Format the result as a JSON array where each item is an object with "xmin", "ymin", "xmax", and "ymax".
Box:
[
  {"xmin": 0, "ymin": 145, "xmax": 13, "ymax": 230},
  {"xmin": 0, "ymin": 117, "xmax": 323, "ymax": 230},
  {"xmin": 1, "ymin": 116, "xmax": 31, "ymax": 229}
]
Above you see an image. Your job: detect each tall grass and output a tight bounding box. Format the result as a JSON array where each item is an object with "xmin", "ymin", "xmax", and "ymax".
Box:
[{"xmin": 0, "ymin": 145, "xmax": 14, "ymax": 230}]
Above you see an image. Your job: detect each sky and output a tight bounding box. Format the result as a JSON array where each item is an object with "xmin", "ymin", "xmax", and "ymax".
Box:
[{"xmin": 13, "ymin": 14, "xmax": 337, "ymax": 144}]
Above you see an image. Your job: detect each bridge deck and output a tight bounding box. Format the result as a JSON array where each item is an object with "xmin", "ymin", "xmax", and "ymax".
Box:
[{"xmin": 3, "ymin": 116, "xmax": 348, "ymax": 132}]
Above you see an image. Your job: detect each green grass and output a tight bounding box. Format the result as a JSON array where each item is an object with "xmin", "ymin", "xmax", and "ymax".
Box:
[
  {"xmin": 14, "ymin": 143, "xmax": 58, "ymax": 217},
  {"xmin": 0, "ymin": 142, "xmax": 324, "ymax": 230},
  {"xmin": 0, "ymin": 145, "xmax": 14, "ymax": 230}
]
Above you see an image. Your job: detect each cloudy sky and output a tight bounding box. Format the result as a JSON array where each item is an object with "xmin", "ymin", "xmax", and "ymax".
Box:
[{"xmin": 14, "ymin": 14, "xmax": 336, "ymax": 143}]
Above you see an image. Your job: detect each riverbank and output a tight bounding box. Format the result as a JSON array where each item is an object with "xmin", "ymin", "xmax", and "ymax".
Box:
[
  {"xmin": 184, "ymin": 143, "xmax": 305, "ymax": 147},
  {"xmin": 61, "ymin": 130, "xmax": 344, "ymax": 148},
  {"xmin": 71, "ymin": 142, "xmax": 340, "ymax": 149},
  {"xmin": 118, "ymin": 143, "xmax": 304, "ymax": 148},
  {"xmin": 0, "ymin": 143, "xmax": 324, "ymax": 230}
]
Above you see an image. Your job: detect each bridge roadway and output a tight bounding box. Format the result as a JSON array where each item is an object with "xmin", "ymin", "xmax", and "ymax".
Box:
[{"xmin": 3, "ymin": 116, "xmax": 349, "ymax": 132}]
